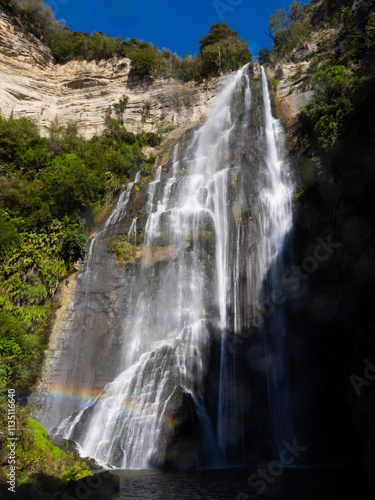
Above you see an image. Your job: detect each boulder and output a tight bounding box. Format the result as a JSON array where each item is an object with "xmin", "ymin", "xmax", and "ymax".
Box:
[{"xmin": 149, "ymin": 385, "xmax": 201, "ymax": 471}]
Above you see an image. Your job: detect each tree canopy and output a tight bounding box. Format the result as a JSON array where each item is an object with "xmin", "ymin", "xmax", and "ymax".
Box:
[
  {"xmin": 261, "ymin": 0, "xmax": 310, "ymax": 58},
  {"xmin": 199, "ymin": 23, "xmax": 239, "ymax": 52},
  {"xmin": 1, "ymin": 2, "xmax": 252, "ymax": 80},
  {"xmin": 198, "ymin": 23, "xmax": 252, "ymax": 77}
]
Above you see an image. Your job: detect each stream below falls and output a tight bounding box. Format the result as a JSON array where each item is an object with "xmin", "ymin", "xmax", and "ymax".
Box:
[{"xmin": 115, "ymin": 467, "xmax": 372, "ymax": 500}]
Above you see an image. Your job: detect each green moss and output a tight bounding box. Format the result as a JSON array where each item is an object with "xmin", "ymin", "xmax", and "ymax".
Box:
[
  {"xmin": 15, "ymin": 418, "xmax": 91, "ymax": 484},
  {"xmin": 105, "ymin": 235, "xmax": 137, "ymax": 263},
  {"xmin": 0, "ymin": 399, "xmax": 91, "ymax": 487},
  {"xmin": 293, "ymin": 190, "xmax": 305, "ymax": 203},
  {"xmin": 27, "ymin": 418, "xmax": 64, "ymax": 459},
  {"xmin": 296, "ymin": 156, "xmax": 318, "ymax": 189}
]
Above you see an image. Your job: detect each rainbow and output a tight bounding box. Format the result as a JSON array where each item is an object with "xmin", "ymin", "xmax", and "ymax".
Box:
[{"xmin": 40, "ymin": 385, "xmax": 176, "ymax": 431}]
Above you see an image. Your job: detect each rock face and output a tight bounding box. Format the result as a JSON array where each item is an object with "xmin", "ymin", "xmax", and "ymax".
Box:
[
  {"xmin": 264, "ymin": 0, "xmax": 375, "ymax": 472},
  {"xmin": 266, "ymin": 43, "xmax": 315, "ymax": 121},
  {"xmin": 0, "ymin": 11, "xmax": 225, "ymax": 140},
  {"xmin": 149, "ymin": 385, "xmax": 201, "ymax": 471},
  {"xmin": 266, "ymin": 0, "xmax": 374, "ymax": 122}
]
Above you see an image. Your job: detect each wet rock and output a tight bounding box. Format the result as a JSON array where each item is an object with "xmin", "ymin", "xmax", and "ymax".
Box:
[
  {"xmin": 49, "ymin": 435, "xmax": 79, "ymax": 455},
  {"xmin": 0, "ymin": 483, "xmax": 15, "ymax": 500},
  {"xmin": 16, "ymin": 483, "xmax": 55, "ymax": 500},
  {"xmin": 149, "ymin": 385, "xmax": 201, "ymax": 471},
  {"xmin": 33, "ymin": 475, "xmax": 64, "ymax": 495},
  {"xmin": 61, "ymin": 472, "xmax": 120, "ymax": 500},
  {"xmin": 249, "ymin": 61, "xmax": 261, "ymax": 79}
]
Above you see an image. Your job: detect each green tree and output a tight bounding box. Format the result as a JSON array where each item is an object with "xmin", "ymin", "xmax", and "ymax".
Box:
[
  {"xmin": 257, "ymin": 47, "xmax": 272, "ymax": 64},
  {"xmin": 0, "ymin": 310, "xmax": 41, "ymax": 389},
  {"xmin": 47, "ymin": 120, "xmax": 82, "ymax": 156},
  {"xmin": 301, "ymin": 65, "xmax": 363, "ymax": 150},
  {"xmin": 0, "ymin": 214, "xmax": 20, "ymax": 258},
  {"xmin": 130, "ymin": 45, "xmax": 160, "ymax": 76},
  {"xmin": 6, "ymin": 0, "xmax": 57, "ymax": 39},
  {"xmin": 266, "ymin": 1, "xmax": 310, "ymax": 54},
  {"xmin": 266, "ymin": 9, "xmax": 288, "ymax": 43},
  {"xmin": 199, "ymin": 23, "xmax": 239, "ymax": 52},
  {"xmin": 43, "ymin": 154, "xmax": 104, "ymax": 216},
  {"xmin": 46, "ymin": 27, "xmax": 74, "ymax": 63},
  {"xmin": 199, "ymin": 23, "xmax": 251, "ymax": 77},
  {"xmin": 0, "ymin": 115, "xmax": 48, "ymax": 174},
  {"xmin": 288, "ymin": 1, "xmax": 303, "ymax": 22}
]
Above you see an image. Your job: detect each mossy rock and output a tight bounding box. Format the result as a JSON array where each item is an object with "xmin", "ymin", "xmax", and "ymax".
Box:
[
  {"xmin": 104, "ymin": 235, "xmax": 136, "ymax": 263},
  {"xmin": 13, "ymin": 418, "xmax": 91, "ymax": 486}
]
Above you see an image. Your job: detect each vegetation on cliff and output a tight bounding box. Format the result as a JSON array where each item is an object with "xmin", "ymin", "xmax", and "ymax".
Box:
[
  {"xmin": 0, "ymin": 114, "xmax": 159, "ymax": 486},
  {"xmin": 0, "ymin": 0, "xmax": 251, "ymax": 80},
  {"xmin": 0, "ymin": 403, "xmax": 91, "ymax": 486},
  {"xmin": 262, "ymin": 0, "xmax": 312, "ymax": 57},
  {"xmin": 0, "ymin": 114, "xmax": 159, "ymax": 394}
]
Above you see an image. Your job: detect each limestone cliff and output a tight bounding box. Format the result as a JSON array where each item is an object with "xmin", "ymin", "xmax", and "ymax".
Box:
[{"xmin": 0, "ymin": 10, "xmax": 224, "ymax": 141}]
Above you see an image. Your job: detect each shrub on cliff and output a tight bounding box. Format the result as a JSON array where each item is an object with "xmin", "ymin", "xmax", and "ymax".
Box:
[
  {"xmin": 128, "ymin": 43, "xmax": 161, "ymax": 76},
  {"xmin": 0, "ymin": 310, "xmax": 41, "ymax": 389},
  {"xmin": 46, "ymin": 28, "xmax": 128, "ymax": 63},
  {"xmin": 301, "ymin": 65, "xmax": 365, "ymax": 150},
  {"xmin": 43, "ymin": 154, "xmax": 105, "ymax": 217},
  {"xmin": 260, "ymin": 1, "xmax": 311, "ymax": 59},
  {"xmin": 0, "ymin": 115, "xmax": 49, "ymax": 175},
  {"xmin": 0, "ymin": 0, "xmax": 56, "ymax": 39},
  {"xmin": 0, "ymin": 215, "xmax": 20, "ymax": 258}
]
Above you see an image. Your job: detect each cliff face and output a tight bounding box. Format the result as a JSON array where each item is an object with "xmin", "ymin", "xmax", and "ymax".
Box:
[
  {"xmin": 267, "ymin": 0, "xmax": 373, "ymax": 122},
  {"xmin": 2, "ymin": 0, "xmax": 374, "ymax": 477},
  {"xmin": 264, "ymin": 0, "xmax": 375, "ymax": 475},
  {"xmin": 0, "ymin": 11, "xmax": 224, "ymax": 140}
]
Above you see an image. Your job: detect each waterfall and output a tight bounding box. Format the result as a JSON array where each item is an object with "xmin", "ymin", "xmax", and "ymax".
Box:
[
  {"xmin": 106, "ymin": 171, "xmax": 141, "ymax": 229},
  {"xmin": 257, "ymin": 67, "xmax": 294, "ymax": 449},
  {"xmin": 40, "ymin": 64, "xmax": 294, "ymax": 469}
]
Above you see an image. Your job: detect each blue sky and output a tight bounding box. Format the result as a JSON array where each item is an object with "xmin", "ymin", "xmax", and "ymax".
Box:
[{"xmin": 46, "ymin": 0, "xmax": 308, "ymax": 58}]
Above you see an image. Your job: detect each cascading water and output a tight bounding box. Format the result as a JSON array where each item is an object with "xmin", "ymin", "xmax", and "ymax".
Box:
[
  {"xmin": 257, "ymin": 67, "xmax": 294, "ymax": 449},
  {"xmin": 34, "ymin": 171, "xmax": 142, "ymax": 431},
  {"xmin": 38, "ymin": 64, "xmax": 294, "ymax": 469},
  {"xmin": 106, "ymin": 172, "xmax": 141, "ymax": 230}
]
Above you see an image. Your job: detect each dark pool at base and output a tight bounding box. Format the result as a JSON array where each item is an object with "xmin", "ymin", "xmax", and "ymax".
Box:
[{"xmin": 115, "ymin": 467, "xmax": 374, "ymax": 500}]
